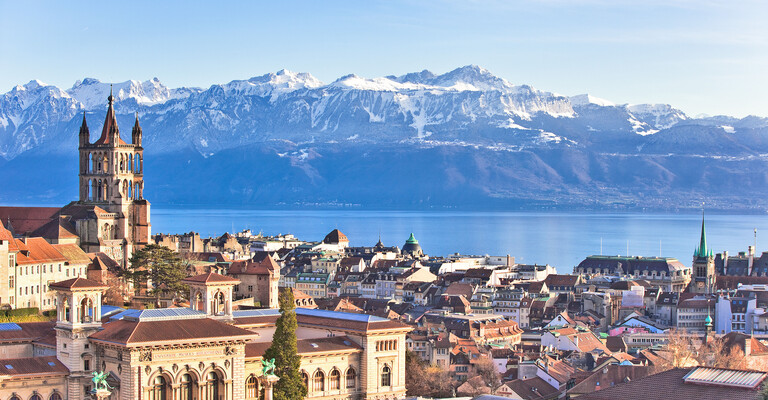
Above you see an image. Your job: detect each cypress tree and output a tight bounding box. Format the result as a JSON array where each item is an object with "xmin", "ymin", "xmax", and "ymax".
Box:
[{"xmin": 263, "ymin": 288, "xmax": 307, "ymax": 400}]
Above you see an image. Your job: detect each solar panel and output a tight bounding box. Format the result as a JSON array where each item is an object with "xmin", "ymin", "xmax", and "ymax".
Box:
[
  {"xmin": 233, "ymin": 309, "xmax": 281, "ymax": 318},
  {"xmin": 296, "ymin": 308, "xmax": 389, "ymax": 322},
  {"xmin": 0, "ymin": 323, "xmax": 22, "ymax": 331},
  {"xmin": 4, "ymin": 364, "xmax": 12, "ymax": 369},
  {"xmin": 112, "ymin": 308, "xmax": 206, "ymax": 322},
  {"xmin": 684, "ymin": 367, "xmax": 768, "ymax": 389}
]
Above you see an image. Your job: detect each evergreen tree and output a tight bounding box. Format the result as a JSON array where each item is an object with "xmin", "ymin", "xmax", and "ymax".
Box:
[
  {"xmin": 122, "ymin": 244, "xmax": 188, "ymax": 301},
  {"xmin": 263, "ymin": 288, "xmax": 307, "ymax": 400}
]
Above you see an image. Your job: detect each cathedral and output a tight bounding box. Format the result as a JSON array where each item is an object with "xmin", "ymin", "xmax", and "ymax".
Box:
[{"xmin": 0, "ymin": 91, "xmax": 151, "ymax": 269}]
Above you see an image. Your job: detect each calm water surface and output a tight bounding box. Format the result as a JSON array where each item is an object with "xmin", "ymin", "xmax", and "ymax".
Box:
[{"xmin": 152, "ymin": 209, "xmax": 768, "ymax": 273}]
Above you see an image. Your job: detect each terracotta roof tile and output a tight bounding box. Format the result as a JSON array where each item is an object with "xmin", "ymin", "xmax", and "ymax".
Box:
[
  {"xmin": 577, "ymin": 368, "xmax": 766, "ymax": 400},
  {"xmin": 182, "ymin": 272, "xmax": 240, "ymax": 284},
  {"xmin": 245, "ymin": 335, "xmax": 362, "ymax": 359},
  {"xmin": 89, "ymin": 318, "xmax": 256, "ymax": 346},
  {"xmin": 0, "ymin": 322, "xmax": 55, "ymax": 344},
  {"xmin": 52, "ymin": 243, "xmax": 91, "ymax": 264},
  {"xmin": 0, "ymin": 207, "xmax": 61, "ymax": 236},
  {"xmin": 49, "ymin": 277, "xmax": 109, "ymax": 290},
  {"xmin": 0, "ymin": 356, "xmax": 68, "ymax": 377}
]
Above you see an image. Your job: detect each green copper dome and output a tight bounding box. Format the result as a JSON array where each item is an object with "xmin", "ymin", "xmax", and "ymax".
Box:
[
  {"xmin": 406, "ymin": 233, "xmax": 418, "ymax": 244},
  {"xmin": 705, "ymin": 314, "xmax": 713, "ymax": 326}
]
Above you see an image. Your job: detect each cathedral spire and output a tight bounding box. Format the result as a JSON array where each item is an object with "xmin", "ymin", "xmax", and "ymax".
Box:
[
  {"xmin": 93, "ymin": 87, "xmax": 124, "ymax": 145},
  {"xmin": 131, "ymin": 112, "xmax": 142, "ymax": 146},
  {"xmin": 695, "ymin": 211, "xmax": 709, "ymax": 258},
  {"xmin": 79, "ymin": 112, "xmax": 89, "ymax": 146}
]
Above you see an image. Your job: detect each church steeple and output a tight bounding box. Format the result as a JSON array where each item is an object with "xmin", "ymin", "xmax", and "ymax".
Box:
[
  {"xmin": 93, "ymin": 85, "xmax": 124, "ymax": 145},
  {"xmin": 695, "ymin": 212, "xmax": 710, "ymax": 258},
  {"xmin": 78, "ymin": 112, "xmax": 89, "ymax": 147},
  {"xmin": 131, "ymin": 112, "xmax": 142, "ymax": 146}
]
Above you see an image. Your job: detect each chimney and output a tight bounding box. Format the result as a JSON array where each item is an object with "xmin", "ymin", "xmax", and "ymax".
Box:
[{"xmin": 723, "ymin": 251, "xmax": 729, "ymax": 275}]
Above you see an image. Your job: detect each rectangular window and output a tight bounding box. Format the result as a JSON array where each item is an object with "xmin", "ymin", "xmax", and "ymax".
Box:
[
  {"xmin": 8, "ymin": 277, "xmax": 13, "ymax": 288},
  {"xmin": 84, "ymin": 360, "xmax": 90, "ymax": 371}
]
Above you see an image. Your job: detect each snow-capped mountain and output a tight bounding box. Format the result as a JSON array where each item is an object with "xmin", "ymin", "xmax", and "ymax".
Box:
[{"xmin": 2, "ymin": 66, "xmax": 768, "ymax": 210}]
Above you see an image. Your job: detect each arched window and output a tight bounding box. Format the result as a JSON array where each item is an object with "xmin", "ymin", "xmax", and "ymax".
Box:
[
  {"xmin": 302, "ymin": 371, "xmax": 309, "ymax": 391},
  {"xmin": 213, "ymin": 291, "xmax": 226, "ymax": 315},
  {"xmin": 246, "ymin": 375, "xmax": 259, "ymax": 399},
  {"xmin": 29, "ymin": 395, "xmax": 42, "ymax": 400},
  {"xmin": 346, "ymin": 368, "xmax": 356, "ymax": 389},
  {"xmin": 329, "ymin": 369, "xmax": 341, "ymax": 390},
  {"xmin": 313, "ymin": 370, "xmax": 325, "ymax": 392},
  {"xmin": 203, "ymin": 372, "xmax": 220, "ymax": 400},
  {"xmin": 381, "ymin": 365, "xmax": 391, "ymax": 387},
  {"xmin": 80, "ymin": 297, "xmax": 94, "ymax": 323},
  {"xmin": 150, "ymin": 376, "xmax": 167, "ymax": 400},
  {"xmin": 9, "ymin": 395, "xmax": 21, "ymax": 400},
  {"xmin": 180, "ymin": 373, "xmax": 196, "ymax": 400},
  {"xmin": 49, "ymin": 393, "xmax": 63, "ymax": 400}
]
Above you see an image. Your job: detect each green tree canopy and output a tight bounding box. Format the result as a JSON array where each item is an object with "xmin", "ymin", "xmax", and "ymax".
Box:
[
  {"xmin": 263, "ymin": 288, "xmax": 307, "ymax": 400},
  {"xmin": 123, "ymin": 244, "xmax": 188, "ymax": 300}
]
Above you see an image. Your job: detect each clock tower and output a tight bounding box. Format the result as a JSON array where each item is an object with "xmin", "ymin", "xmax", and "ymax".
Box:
[{"xmin": 691, "ymin": 213, "xmax": 715, "ymax": 293}]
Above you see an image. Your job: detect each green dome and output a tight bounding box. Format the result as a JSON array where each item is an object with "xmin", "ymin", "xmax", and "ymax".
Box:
[
  {"xmin": 705, "ymin": 314, "xmax": 713, "ymax": 326},
  {"xmin": 405, "ymin": 233, "xmax": 418, "ymax": 244}
]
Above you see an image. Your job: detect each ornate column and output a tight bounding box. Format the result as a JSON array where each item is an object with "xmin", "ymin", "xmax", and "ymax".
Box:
[{"xmin": 258, "ymin": 375, "xmax": 280, "ymax": 400}]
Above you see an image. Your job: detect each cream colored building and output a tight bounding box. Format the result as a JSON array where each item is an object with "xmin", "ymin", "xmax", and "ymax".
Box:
[{"xmin": 0, "ymin": 272, "xmax": 410, "ymax": 400}]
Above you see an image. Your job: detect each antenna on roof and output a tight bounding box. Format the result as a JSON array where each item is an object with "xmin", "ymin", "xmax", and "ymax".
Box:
[
  {"xmin": 659, "ymin": 240, "xmax": 662, "ymax": 258},
  {"xmin": 755, "ymin": 228, "xmax": 758, "ymax": 253},
  {"xmin": 626, "ymin": 240, "xmax": 629, "ymax": 257},
  {"xmin": 600, "ymin": 237, "xmax": 603, "ymax": 255}
]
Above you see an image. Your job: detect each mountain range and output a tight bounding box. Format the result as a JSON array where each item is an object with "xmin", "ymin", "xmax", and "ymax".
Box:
[{"xmin": 2, "ymin": 65, "xmax": 767, "ymax": 211}]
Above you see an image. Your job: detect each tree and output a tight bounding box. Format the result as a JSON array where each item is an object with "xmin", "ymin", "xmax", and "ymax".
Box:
[
  {"xmin": 472, "ymin": 355, "xmax": 502, "ymax": 392},
  {"xmin": 263, "ymin": 288, "xmax": 307, "ymax": 400},
  {"xmin": 122, "ymin": 244, "xmax": 188, "ymax": 301},
  {"xmin": 696, "ymin": 337, "xmax": 747, "ymax": 369},
  {"xmin": 405, "ymin": 350, "xmax": 455, "ymax": 397}
]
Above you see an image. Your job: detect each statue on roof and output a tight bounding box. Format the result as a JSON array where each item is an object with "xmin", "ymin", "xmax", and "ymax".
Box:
[
  {"xmin": 261, "ymin": 357, "xmax": 277, "ymax": 377},
  {"xmin": 91, "ymin": 370, "xmax": 113, "ymax": 391}
]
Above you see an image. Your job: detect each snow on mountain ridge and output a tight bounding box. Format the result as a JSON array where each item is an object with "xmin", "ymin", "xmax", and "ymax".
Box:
[{"xmin": 67, "ymin": 77, "xmax": 182, "ymax": 110}]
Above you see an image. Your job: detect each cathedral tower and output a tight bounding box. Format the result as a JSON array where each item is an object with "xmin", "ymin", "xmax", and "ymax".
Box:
[
  {"xmin": 73, "ymin": 89, "xmax": 151, "ymax": 266},
  {"xmin": 691, "ymin": 213, "xmax": 715, "ymax": 293}
]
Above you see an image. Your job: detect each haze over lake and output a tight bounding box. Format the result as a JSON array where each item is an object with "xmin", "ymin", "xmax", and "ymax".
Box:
[{"xmin": 153, "ymin": 209, "xmax": 768, "ymax": 273}]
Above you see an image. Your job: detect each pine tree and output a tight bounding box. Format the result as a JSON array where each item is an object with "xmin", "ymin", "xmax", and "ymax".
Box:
[
  {"xmin": 263, "ymin": 288, "xmax": 307, "ymax": 400},
  {"xmin": 123, "ymin": 244, "xmax": 188, "ymax": 301}
]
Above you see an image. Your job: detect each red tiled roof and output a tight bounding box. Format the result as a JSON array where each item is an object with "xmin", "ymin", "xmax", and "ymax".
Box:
[
  {"xmin": 52, "ymin": 243, "xmax": 91, "ymax": 264},
  {"xmin": 0, "ymin": 322, "xmax": 56, "ymax": 344},
  {"xmin": 576, "ymin": 368, "xmax": 766, "ymax": 400},
  {"xmin": 24, "ymin": 237, "xmax": 67, "ymax": 263},
  {"xmin": 245, "ymin": 335, "xmax": 362, "ymax": 359},
  {"xmin": 0, "ymin": 207, "xmax": 61, "ymax": 236},
  {"xmin": 0, "ymin": 356, "xmax": 68, "ymax": 377},
  {"xmin": 229, "ymin": 254, "xmax": 277, "ymax": 275},
  {"xmin": 31, "ymin": 216, "xmax": 78, "ymax": 240},
  {"xmin": 323, "ymin": 229, "xmax": 349, "ymax": 244},
  {"xmin": 49, "ymin": 277, "xmax": 109, "ymax": 290},
  {"xmin": 182, "ymin": 272, "xmax": 240, "ymax": 284},
  {"xmin": 89, "ymin": 318, "xmax": 256, "ymax": 346}
]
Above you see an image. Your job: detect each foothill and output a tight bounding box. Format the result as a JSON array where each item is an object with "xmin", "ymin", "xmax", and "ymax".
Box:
[{"xmin": 0, "ymin": 96, "xmax": 766, "ymax": 400}]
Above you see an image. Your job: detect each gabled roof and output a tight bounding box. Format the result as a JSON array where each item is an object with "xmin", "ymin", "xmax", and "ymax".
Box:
[
  {"xmin": 52, "ymin": 243, "xmax": 91, "ymax": 265},
  {"xmin": 0, "ymin": 207, "xmax": 61, "ymax": 236},
  {"xmin": 31, "ymin": 215, "xmax": 79, "ymax": 240},
  {"xmin": 23, "ymin": 237, "xmax": 67, "ymax": 263},
  {"xmin": 576, "ymin": 367, "xmax": 767, "ymax": 400}
]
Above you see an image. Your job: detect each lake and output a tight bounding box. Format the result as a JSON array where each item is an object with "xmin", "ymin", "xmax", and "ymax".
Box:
[{"xmin": 152, "ymin": 209, "xmax": 768, "ymax": 273}]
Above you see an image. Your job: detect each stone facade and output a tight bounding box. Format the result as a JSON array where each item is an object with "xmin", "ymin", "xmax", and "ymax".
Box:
[{"xmin": 74, "ymin": 93, "xmax": 151, "ymax": 267}]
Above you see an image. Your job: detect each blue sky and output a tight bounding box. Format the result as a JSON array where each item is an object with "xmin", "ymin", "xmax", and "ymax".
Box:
[{"xmin": 1, "ymin": 0, "xmax": 766, "ymax": 117}]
